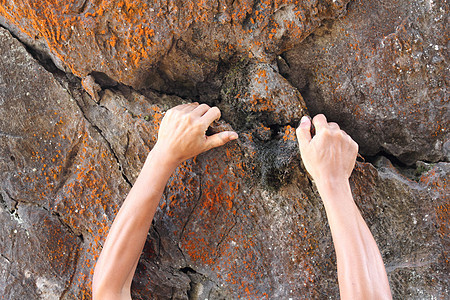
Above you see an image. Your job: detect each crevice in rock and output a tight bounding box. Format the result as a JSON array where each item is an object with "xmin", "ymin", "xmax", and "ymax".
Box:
[
  {"xmin": 151, "ymin": 220, "xmax": 162, "ymax": 257},
  {"xmin": 2, "ymin": 184, "xmax": 85, "ymax": 253},
  {"xmin": 84, "ymin": 116, "xmax": 134, "ymax": 188},
  {"xmin": 60, "ymin": 78, "xmax": 134, "ymax": 189},
  {"xmin": 0, "ymin": 252, "xmax": 12, "ymax": 264},
  {"xmin": 67, "ymin": 100, "xmax": 135, "ymax": 189},
  {"xmin": 0, "ymin": 192, "xmax": 7, "ymax": 211},
  {"xmin": 0, "ymin": 25, "xmax": 139, "ymax": 189},
  {"xmin": 2, "ymin": 189, "xmax": 22, "ymax": 223},
  {"xmin": 53, "ymin": 131, "xmax": 83, "ymax": 195},
  {"xmin": 75, "ymin": 98, "xmax": 134, "ymax": 188},
  {"xmin": 214, "ymin": 220, "xmax": 237, "ymax": 256},
  {"xmin": 6, "ymin": 190, "xmax": 84, "ymax": 244},
  {"xmin": 178, "ymin": 266, "xmax": 207, "ymax": 300},
  {"xmin": 90, "ymin": 71, "xmax": 119, "ymax": 89},
  {"xmin": 178, "ymin": 175, "xmax": 203, "ymax": 241},
  {"xmin": 364, "ymin": 151, "xmax": 410, "ymax": 168},
  {"xmin": 364, "ymin": 152, "xmax": 438, "ymax": 182},
  {"xmin": 178, "ymin": 265, "xmax": 228, "ymax": 300},
  {"xmin": 49, "ymin": 209, "xmax": 85, "ymax": 243},
  {"xmin": 138, "ymin": 81, "xmax": 198, "ymax": 105},
  {"xmin": 59, "ymin": 242, "xmax": 82, "ymax": 299},
  {"xmin": 179, "ymin": 266, "xmax": 197, "ymax": 275},
  {"xmin": 1, "ymin": 23, "xmax": 66, "ymax": 77},
  {"xmin": 176, "ymin": 244, "xmax": 187, "ymax": 267},
  {"xmin": 77, "ymin": 0, "xmax": 89, "ymax": 14}
]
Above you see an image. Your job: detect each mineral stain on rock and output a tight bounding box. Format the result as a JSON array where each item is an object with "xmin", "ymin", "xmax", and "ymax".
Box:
[{"xmin": 0, "ymin": 0, "xmax": 448, "ymax": 299}]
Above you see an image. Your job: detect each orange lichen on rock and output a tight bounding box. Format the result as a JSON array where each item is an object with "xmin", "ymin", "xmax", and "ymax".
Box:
[
  {"xmin": 0, "ymin": 0, "xmax": 350, "ymax": 88},
  {"xmin": 282, "ymin": 125, "xmax": 297, "ymax": 141}
]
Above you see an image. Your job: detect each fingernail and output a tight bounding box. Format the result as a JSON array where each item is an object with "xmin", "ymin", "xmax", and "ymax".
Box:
[
  {"xmin": 300, "ymin": 116, "xmax": 309, "ymax": 124},
  {"xmin": 230, "ymin": 132, "xmax": 238, "ymax": 140}
]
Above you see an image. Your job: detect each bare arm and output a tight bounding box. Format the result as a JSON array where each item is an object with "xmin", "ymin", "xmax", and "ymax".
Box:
[
  {"xmin": 296, "ymin": 114, "xmax": 392, "ymax": 300},
  {"xmin": 92, "ymin": 103, "xmax": 238, "ymax": 300}
]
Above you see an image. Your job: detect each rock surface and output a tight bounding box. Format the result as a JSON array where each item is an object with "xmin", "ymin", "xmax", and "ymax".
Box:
[
  {"xmin": 0, "ymin": 0, "xmax": 350, "ymax": 89},
  {"xmin": 0, "ymin": 0, "xmax": 448, "ymax": 299},
  {"xmin": 283, "ymin": 0, "xmax": 449, "ymax": 164}
]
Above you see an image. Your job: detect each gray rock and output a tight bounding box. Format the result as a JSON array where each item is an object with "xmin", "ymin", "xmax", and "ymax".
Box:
[
  {"xmin": 283, "ymin": 0, "xmax": 449, "ymax": 164},
  {"xmin": 0, "ymin": 0, "xmax": 448, "ymax": 298},
  {"xmin": 0, "ymin": 0, "xmax": 350, "ymax": 90}
]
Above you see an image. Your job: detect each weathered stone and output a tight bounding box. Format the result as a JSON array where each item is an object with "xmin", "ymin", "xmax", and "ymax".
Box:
[
  {"xmin": 0, "ymin": 27, "xmax": 132, "ymax": 298},
  {"xmin": 0, "ymin": 0, "xmax": 350, "ymax": 90},
  {"xmin": 283, "ymin": 0, "xmax": 449, "ymax": 164},
  {"xmin": 350, "ymin": 159, "xmax": 449, "ymax": 298},
  {"xmin": 51, "ymin": 63, "xmax": 447, "ymax": 298},
  {"xmin": 219, "ymin": 62, "xmax": 307, "ymax": 130},
  {"xmin": 0, "ymin": 0, "xmax": 448, "ymax": 299}
]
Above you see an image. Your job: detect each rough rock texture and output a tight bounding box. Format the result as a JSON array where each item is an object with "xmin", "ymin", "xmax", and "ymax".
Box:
[
  {"xmin": 0, "ymin": 0, "xmax": 448, "ymax": 299},
  {"xmin": 0, "ymin": 0, "xmax": 350, "ymax": 89},
  {"xmin": 283, "ymin": 0, "xmax": 449, "ymax": 164}
]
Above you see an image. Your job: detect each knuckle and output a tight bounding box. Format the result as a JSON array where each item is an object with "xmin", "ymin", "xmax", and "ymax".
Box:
[
  {"xmin": 321, "ymin": 128, "xmax": 331, "ymax": 137},
  {"xmin": 182, "ymin": 113, "xmax": 192, "ymax": 122},
  {"xmin": 199, "ymin": 103, "xmax": 210, "ymax": 110},
  {"xmin": 329, "ymin": 122, "xmax": 340, "ymax": 130}
]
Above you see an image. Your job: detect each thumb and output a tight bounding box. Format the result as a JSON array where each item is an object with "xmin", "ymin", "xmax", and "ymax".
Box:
[
  {"xmin": 205, "ymin": 131, "xmax": 238, "ymax": 150},
  {"xmin": 296, "ymin": 116, "xmax": 312, "ymax": 151}
]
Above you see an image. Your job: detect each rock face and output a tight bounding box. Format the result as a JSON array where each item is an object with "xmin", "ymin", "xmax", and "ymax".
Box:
[
  {"xmin": 283, "ymin": 0, "xmax": 449, "ymax": 164},
  {"xmin": 0, "ymin": 0, "xmax": 350, "ymax": 89},
  {"xmin": 0, "ymin": 0, "xmax": 448, "ymax": 299}
]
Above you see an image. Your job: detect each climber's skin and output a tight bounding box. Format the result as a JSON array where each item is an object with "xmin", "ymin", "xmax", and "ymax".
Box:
[
  {"xmin": 296, "ymin": 115, "xmax": 392, "ymax": 300},
  {"xmin": 92, "ymin": 103, "xmax": 392, "ymax": 300}
]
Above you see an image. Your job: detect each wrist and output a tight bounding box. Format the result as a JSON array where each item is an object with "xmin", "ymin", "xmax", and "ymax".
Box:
[
  {"xmin": 127, "ymin": 147, "xmax": 180, "ymax": 205},
  {"xmin": 314, "ymin": 177, "xmax": 353, "ymax": 204},
  {"xmin": 137, "ymin": 146, "xmax": 180, "ymax": 184},
  {"xmin": 314, "ymin": 175, "xmax": 350, "ymax": 189},
  {"xmin": 149, "ymin": 143, "xmax": 182, "ymax": 170}
]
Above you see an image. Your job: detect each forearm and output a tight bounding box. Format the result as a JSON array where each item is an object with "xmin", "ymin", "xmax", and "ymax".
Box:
[
  {"xmin": 316, "ymin": 179, "xmax": 392, "ymax": 300},
  {"xmin": 93, "ymin": 149, "xmax": 178, "ymax": 298}
]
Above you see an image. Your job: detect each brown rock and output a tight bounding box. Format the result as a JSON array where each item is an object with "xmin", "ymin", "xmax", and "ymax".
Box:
[
  {"xmin": 0, "ymin": 0, "xmax": 350, "ymax": 90},
  {"xmin": 283, "ymin": 0, "xmax": 449, "ymax": 164},
  {"xmin": 0, "ymin": 27, "xmax": 131, "ymax": 298},
  {"xmin": 350, "ymin": 159, "xmax": 449, "ymax": 298},
  {"xmin": 0, "ymin": 0, "xmax": 448, "ymax": 299}
]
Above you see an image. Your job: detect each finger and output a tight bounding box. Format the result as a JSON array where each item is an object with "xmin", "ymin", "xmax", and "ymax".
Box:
[
  {"xmin": 312, "ymin": 114, "xmax": 328, "ymax": 133},
  {"xmin": 192, "ymin": 103, "xmax": 211, "ymax": 117},
  {"xmin": 201, "ymin": 106, "xmax": 221, "ymax": 126},
  {"xmin": 328, "ymin": 122, "xmax": 340, "ymax": 131},
  {"xmin": 296, "ymin": 115, "xmax": 312, "ymax": 150},
  {"xmin": 205, "ymin": 131, "xmax": 238, "ymax": 150},
  {"xmin": 181, "ymin": 102, "xmax": 199, "ymax": 112},
  {"xmin": 173, "ymin": 103, "xmax": 193, "ymax": 111},
  {"xmin": 351, "ymin": 138, "xmax": 359, "ymax": 152}
]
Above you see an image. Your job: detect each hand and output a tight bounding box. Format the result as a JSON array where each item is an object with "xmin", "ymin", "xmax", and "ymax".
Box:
[
  {"xmin": 296, "ymin": 114, "xmax": 358, "ymax": 185},
  {"xmin": 153, "ymin": 103, "xmax": 238, "ymax": 166}
]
